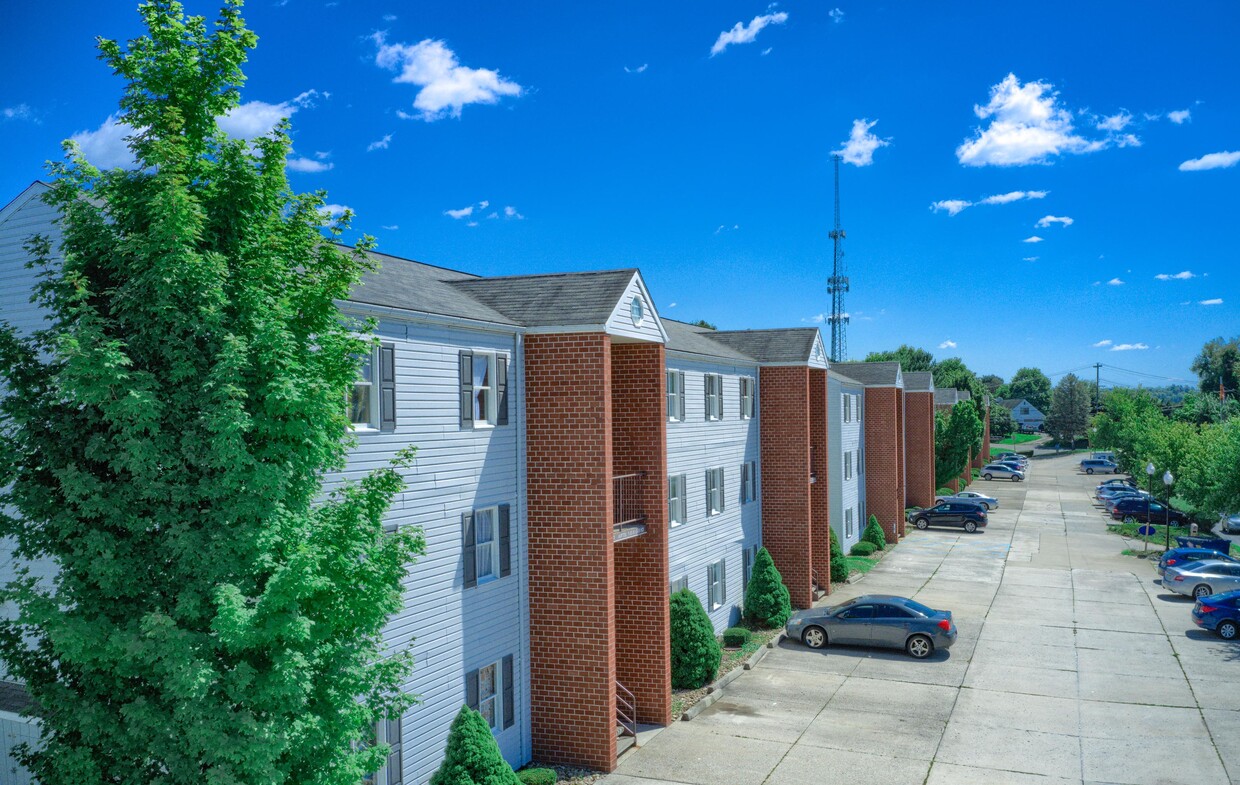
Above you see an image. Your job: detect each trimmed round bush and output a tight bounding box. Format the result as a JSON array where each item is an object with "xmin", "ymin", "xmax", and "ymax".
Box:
[
  {"xmin": 517, "ymin": 769, "xmax": 557, "ymax": 785},
  {"xmin": 431, "ymin": 706, "xmax": 522, "ymax": 785},
  {"xmin": 862, "ymin": 514, "xmax": 888, "ymax": 550},
  {"xmin": 936, "ymin": 487, "xmax": 954, "ymax": 496},
  {"xmin": 829, "ymin": 526, "xmax": 849, "ymax": 583},
  {"xmin": 743, "ymin": 547, "xmax": 793, "ymax": 629},
  {"xmin": 671, "ymin": 588, "xmax": 722, "ymax": 689},
  {"xmin": 850, "ymin": 541, "xmax": 877, "ymax": 557},
  {"xmin": 722, "ymin": 627, "xmax": 752, "ymax": 647}
]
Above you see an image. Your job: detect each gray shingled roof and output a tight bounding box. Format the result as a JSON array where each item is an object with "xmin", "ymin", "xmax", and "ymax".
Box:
[
  {"xmin": 959, "ymin": 390, "xmax": 972, "ymax": 401},
  {"xmin": 449, "ymin": 269, "xmax": 637, "ymax": 327},
  {"xmin": 347, "ymin": 248, "xmax": 517, "ymax": 325},
  {"xmin": 661, "ymin": 319, "xmax": 755, "ymax": 362},
  {"xmin": 831, "ymin": 361, "xmax": 902, "ymax": 386},
  {"xmin": 934, "ymin": 388, "xmax": 961, "ymax": 406},
  {"xmin": 702, "ymin": 328, "xmax": 821, "ymax": 364},
  {"xmin": 903, "ymin": 371, "xmax": 935, "ymax": 392},
  {"xmin": 0, "ymin": 681, "xmax": 33, "ymax": 714},
  {"xmin": 997, "ymin": 398, "xmax": 1027, "ymax": 411}
]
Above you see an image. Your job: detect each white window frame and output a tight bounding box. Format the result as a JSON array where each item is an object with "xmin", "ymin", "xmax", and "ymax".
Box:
[
  {"xmin": 740, "ymin": 462, "xmax": 757, "ymax": 504},
  {"xmin": 742, "ymin": 544, "xmax": 758, "ymax": 590},
  {"xmin": 706, "ymin": 467, "xmax": 725, "ymax": 516},
  {"xmin": 843, "ymin": 393, "xmax": 851, "ymax": 423},
  {"xmin": 707, "ymin": 559, "xmax": 726, "ymax": 610},
  {"xmin": 740, "ymin": 376, "xmax": 755, "ymax": 419},
  {"xmin": 474, "ymin": 506, "xmax": 501, "ymax": 583},
  {"xmin": 477, "ymin": 660, "xmax": 502, "ymax": 731},
  {"xmin": 845, "ymin": 507, "xmax": 854, "ymax": 538},
  {"xmin": 667, "ymin": 370, "xmax": 684, "ymax": 421},
  {"xmin": 361, "ymin": 715, "xmax": 402, "ymax": 785},
  {"xmin": 844, "ymin": 451, "xmax": 853, "ymax": 481},
  {"xmin": 668, "ymin": 474, "xmax": 687, "ymax": 525},
  {"xmin": 670, "ymin": 574, "xmax": 689, "ymax": 594},
  {"xmin": 472, "ymin": 352, "xmax": 499, "ymax": 428},
  {"xmin": 350, "ymin": 346, "xmax": 381, "ymax": 430},
  {"xmin": 705, "ymin": 374, "xmax": 723, "ymax": 421}
]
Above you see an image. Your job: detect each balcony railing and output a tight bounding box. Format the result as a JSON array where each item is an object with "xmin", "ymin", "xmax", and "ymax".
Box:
[{"xmin": 613, "ymin": 472, "xmax": 647, "ymax": 541}]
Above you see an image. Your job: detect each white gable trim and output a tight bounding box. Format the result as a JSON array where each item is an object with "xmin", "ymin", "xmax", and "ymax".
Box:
[
  {"xmin": 0, "ymin": 181, "xmax": 50, "ymax": 228},
  {"xmin": 603, "ymin": 271, "xmax": 668, "ymax": 344},
  {"xmin": 808, "ymin": 332, "xmax": 828, "ymax": 369}
]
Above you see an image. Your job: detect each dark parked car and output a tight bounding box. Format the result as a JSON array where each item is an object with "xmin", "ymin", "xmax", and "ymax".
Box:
[
  {"xmin": 1110, "ymin": 497, "xmax": 1191, "ymax": 525},
  {"xmin": 1192, "ymin": 590, "xmax": 1240, "ymax": 640},
  {"xmin": 910, "ymin": 502, "xmax": 988, "ymax": 533},
  {"xmin": 1157, "ymin": 547, "xmax": 1239, "ymax": 577},
  {"xmin": 785, "ymin": 595, "xmax": 957, "ymax": 658},
  {"xmin": 1096, "ymin": 478, "xmax": 1137, "ymax": 492}
]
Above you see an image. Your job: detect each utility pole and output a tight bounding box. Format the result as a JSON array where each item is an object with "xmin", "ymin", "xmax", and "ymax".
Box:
[
  {"xmin": 827, "ymin": 154, "xmax": 849, "ymax": 362},
  {"xmin": 1093, "ymin": 363, "xmax": 1103, "ymax": 412}
]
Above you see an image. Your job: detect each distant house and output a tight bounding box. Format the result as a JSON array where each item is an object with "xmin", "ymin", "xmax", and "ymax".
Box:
[{"xmin": 999, "ymin": 398, "xmax": 1045, "ymax": 431}]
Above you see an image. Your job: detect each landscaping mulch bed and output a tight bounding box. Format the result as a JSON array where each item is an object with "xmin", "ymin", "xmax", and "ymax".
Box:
[
  {"xmin": 671, "ymin": 625, "xmax": 783, "ymax": 720},
  {"xmin": 528, "ymin": 763, "xmax": 606, "ymax": 785},
  {"xmin": 847, "ymin": 541, "xmax": 896, "ymax": 580}
]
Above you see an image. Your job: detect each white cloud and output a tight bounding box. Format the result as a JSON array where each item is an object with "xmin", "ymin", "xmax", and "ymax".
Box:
[
  {"xmin": 761, "ymin": 47, "xmax": 773, "ymax": 56},
  {"xmin": 382, "ymin": 13, "xmax": 397, "ymax": 21},
  {"xmin": 1107, "ymin": 278, "xmax": 1124, "ymax": 285},
  {"xmin": 829, "ymin": 7, "xmax": 845, "ymax": 23},
  {"xmin": 381, "ymin": 224, "xmax": 399, "ymax": 230},
  {"xmin": 809, "ymin": 313, "xmax": 826, "ymax": 324},
  {"xmin": 1168, "ymin": 109, "xmax": 1191, "ymax": 124},
  {"xmin": 956, "ymin": 74, "xmax": 1115, "ymax": 167},
  {"xmin": 668, "ymin": 302, "xmax": 677, "ymax": 308},
  {"xmin": 939, "ymin": 340, "xmax": 957, "ymax": 349},
  {"xmin": 979, "ymin": 190, "xmax": 1048, "ymax": 204},
  {"xmin": 624, "ymin": 64, "xmax": 648, "ymax": 73},
  {"xmin": 466, "ymin": 221, "xmax": 479, "ymax": 227},
  {"xmin": 1111, "ymin": 343, "xmax": 1149, "ymax": 351},
  {"xmin": 1092, "ymin": 281, "xmax": 1102, "ymax": 286},
  {"xmin": 1096, "ymin": 110, "xmax": 1132, "ymax": 131},
  {"xmin": 1154, "ymin": 270, "xmax": 1196, "ymax": 280},
  {"xmin": 1092, "ymin": 339, "xmax": 1112, "ymax": 347},
  {"xmin": 1200, "ymin": 298, "xmax": 1224, "ymax": 305},
  {"xmin": 367, "ymin": 133, "xmax": 393, "ymax": 151},
  {"xmin": 1179, "ymin": 151, "xmax": 1240, "ymax": 171},
  {"xmin": 219, "ymin": 90, "xmax": 324, "ymax": 139},
  {"xmin": 444, "ymin": 204, "xmax": 475, "ymax": 219},
  {"xmin": 930, "ymin": 200, "xmax": 972, "ymax": 216},
  {"xmin": 710, "ymin": 12, "xmax": 789, "ymax": 56},
  {"xmin": 834, "ymin": 118, "xmax": 890, "ymax": 166},
  {"xmin": 504, "ymin": 205, "xmax": 524, "ymax": 220},
  {"xmin": 1023, "ymin": 256, "xmax": 1039, "ymax": 262},
  {"xmin": 373, "ymin": 33, "xmax": 522, "ymax": 121},
  {"xmin": 287, "ymin": 155, "xmax": 333, "ymax": 173},
  {"xmin": 1036, "ymin": 214, "xmax": 1073, "ymax": 228},
  {"xmin": 70, "ymin": 114, "xmax": 134, "ymax": 169},
  {"xmin": 320, "ymin": 203, "xmax": 351, "ymax": 220},
  {"xmin": 3, "ymin": 104, "xmax": 34, "ymax": 121},
  {"xmin": 1023, "ymin": 235, "xmax": 1044, "ymax": 243},
  {"xmin": 479, "ymin": 200, "xmax": 490, "ymax": 210}
]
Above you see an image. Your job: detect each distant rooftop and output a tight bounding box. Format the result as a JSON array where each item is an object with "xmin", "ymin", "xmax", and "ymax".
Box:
[
  {"xmin": 831, "ymin": 361, "xmax": 902, "ymax": 386},
  {"xmin": 903, "ymin": 371, "xmax": 935, "ymax": 392}
]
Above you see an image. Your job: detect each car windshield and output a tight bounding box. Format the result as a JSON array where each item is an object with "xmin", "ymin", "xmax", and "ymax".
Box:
[
  {"xmin": 830, "ymin": 598, "xmax": 859, "ymax": 614},
  {"xmin": 901, "ymin": 599, "xmax": 936, "ymax": 617}
]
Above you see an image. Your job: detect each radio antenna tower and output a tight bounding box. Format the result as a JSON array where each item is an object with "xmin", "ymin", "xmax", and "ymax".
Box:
[{"xmin": 827, "ymin": 154, "xmax": 849, "ymax": 362}]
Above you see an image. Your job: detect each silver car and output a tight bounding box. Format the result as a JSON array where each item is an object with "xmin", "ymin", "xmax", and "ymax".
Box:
[
  {"xmin": 981, "ymin": 464, "xmax": 1024, "ymax": 482},
  {"xmin": 1221, "ymin": 514, "xmax": 1240, "ymax": 534},
  {"xmin": 1164, "ymin": 560, "xmax": 1240, "ymax": 600},
  {"xmin": 935, "ymin": 491, "xmax": 999, "ymax": 510},
  {"xmin": 785, "ymin": 594, "xmax": 957, "ymax": 659}
]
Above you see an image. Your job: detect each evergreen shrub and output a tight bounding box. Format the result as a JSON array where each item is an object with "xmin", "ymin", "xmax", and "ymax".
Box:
[
  {"xmin": 431, "ymin": 706, "xmax": 522, "ymax": 785},
  {"xmin": 863, "ymin": 514, "xmax": 888, "ymax": 550},
  {"xmin": 670, "ymin": 589, "xmax": 721, "ymax": 689},
  {"xmin": 722, "ymin": 627, "xmax": 752, "ymax": 647},
  {"xmin": 829, "ymin": 527, "xmax": 849, "ymax": 583},
  {"xmin": 517, "ymin": 769, "xmax": 557, "ymax": 785},
  {"xmin": 743, "ymin": 547, "xmax": 793, "ymax": 629},
  {"xmin": 850, "ymin": 541, "xmax": 877, "ymax": 557}
]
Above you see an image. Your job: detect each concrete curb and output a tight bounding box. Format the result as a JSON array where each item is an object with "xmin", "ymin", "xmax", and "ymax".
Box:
[
  {"xmin": 680, "ymin": 689, "xmax": 720, "ymax": 720},
  {"xmin": 683, "ymin": 632, "xmax": 785, "ymax": 721}
]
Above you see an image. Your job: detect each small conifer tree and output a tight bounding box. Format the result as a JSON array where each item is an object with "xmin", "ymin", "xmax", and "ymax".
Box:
[
  {"xmin": 863, "ymin": 514, "xmax": 888, "ymax": 550},
  {"xmin": 829, "ymin": 527, "xmax": 849, "ymax": 583},
  {"xmin": 670, "ymin": 589, "xmax": 721, "ymax": 689},
  {"xmin": 743, "ymin": 547, "xmax": 792, "ymax": 628},
  {"xmin": 430, "ymin": 706, "xmax": 521, "ymax": 785}
]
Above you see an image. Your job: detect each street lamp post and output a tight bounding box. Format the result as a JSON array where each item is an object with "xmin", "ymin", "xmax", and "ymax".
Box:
[
  {"xmin": 1163, "ymin": 470, "xmax": 1175, "ymax": 551},
  {"xmin": 1145, "ymin": 462, "xmax": 1156, "ymax": 551}
]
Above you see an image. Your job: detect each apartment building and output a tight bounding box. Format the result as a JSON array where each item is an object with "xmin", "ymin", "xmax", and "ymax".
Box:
[
  {"xmin": 831, "ymin": 362, "xmax": 907, "ymax": 542},
  {"xmin": 828, "ymin": 369, "xmax": 867, "ymax": 552},
  {"xmin": 902, "ymin": 371, "xmax": 937, "ymax": 508}
]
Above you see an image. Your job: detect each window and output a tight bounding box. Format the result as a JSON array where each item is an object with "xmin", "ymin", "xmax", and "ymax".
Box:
[
  {"xmin": 843, "ymin": 393, "xmax": 851, "ymax": 423},
  {"xmin": 1021, "ymin": 406, "xmax": 1030, "ymax": 415},
  {"xmin": 668, "ymin": 474, "xmax": 687, "ymax": 525},
  {"xmin": 871, "ymin": 604, "xmax": 915, "ymax": 618},
  {"xmin": 839, "ymin": 605, "xmax": 874, "ymax": 620},
  {"xmin": 462, "ymin": 505, "xmax": 511, "ymax": 589},
  {"xmin": 704, "ymin": 374, "xmax": 723, "ymax": 420},
  {"xmin": 742, "ymin": 544, "xmax": 758, "ymax": 590},
  {"xmin": 351, "ymin": 349, "xmax": 377, "ymax": 427},
  {"xmin": 667, "ymin": 370, "xmax": 686, "ymax": 421},
  {"xmin": 351, "ymin": 344, "xmax": 396, "ymax": 431},
  {"xmin": 740, "ymin": 462, "xmax": 757, "ymax": 504},
  {"xmin": 706, "ymin": 468, "xmax": 725, "ymax": 516},
  {"xmin": 739, "ymin": 377, "xmax": 755, "ymax": 419},
  {"xmin": 670, "ymin": 574, "xmax": 689, "ymax": 594},
  {"xmin": 707, "ymin": 559, "xmax": 726, "ymax": 610},
  {"xmin": 845, "ymin": 508, "xmax": 854, "ymax": 538},
  {"xmin": 466, "ymin": 656, "xmax": 514, "ymax": 733},
  {"xmin": 361, "ymin": 715, "xmax": 404, "ymax": 785},
  {"xmin": 844, "ymin": 451, "xmax": 853, "ymax": 481},
  {"xmin": 459, "ymin": 351, "xmax": 508, "ymax": 429}
]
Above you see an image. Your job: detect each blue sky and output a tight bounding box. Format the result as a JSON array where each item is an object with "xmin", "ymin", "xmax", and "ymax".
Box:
[{"xmin": 2, "ymin": 1, "xmax": 1237, "ymax": 385}]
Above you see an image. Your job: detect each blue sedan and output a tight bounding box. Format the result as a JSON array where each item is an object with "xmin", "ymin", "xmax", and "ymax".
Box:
[
  {"xmin": 785, "ymin": 594, "xmax": 957, "ymax": 659},
  {"xmin": 1158, "ymin": 548, "xmax": 1239, "ymax": 577},
  {"xmin": 1192, "ymin": 590, "xmax": 1240, "ymax": 640}
]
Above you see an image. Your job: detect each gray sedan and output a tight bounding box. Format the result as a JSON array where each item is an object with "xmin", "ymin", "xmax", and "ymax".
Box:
[
  {"xmin": 935, "ymin": 491, "xmax": 999, "ymax": 510},
  {"xmin": 1164, "ymin": 560, "xmax": 1240, "ymax": 599},
  {"xmin": 785, "ymin": 594, "xmax": 957, "ymax": 659},
  {"xmin": 980, "ymin": 464, "xmax": 1024, "ymax": 481}
]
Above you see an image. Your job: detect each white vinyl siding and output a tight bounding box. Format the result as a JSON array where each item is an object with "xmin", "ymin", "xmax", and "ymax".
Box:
[
  {"xmin": 707, "ymin": 559, "xmax": 727, "ymax": 610},
  {"xmin": 668, "ymin": 474, "xmax": 687, "ymax": 525},
  {"xmin": 829, "ymin": 375, "xmax": 865, "ymax": 552}
]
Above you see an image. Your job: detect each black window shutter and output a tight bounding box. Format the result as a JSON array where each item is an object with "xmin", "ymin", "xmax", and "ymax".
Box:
[
  {"xmin": 677, "ymin": 371, "xmax": 686, "ymax": 421},
  {"xmin": 499, "ymin": 504, "xmax": 511, "ymax": 578},
  {"xmin": 465, "ymin": 669, "xmax": 479, "ymax": 711},
  {"xmin": 462, "ymin": 512, "xmax": 477, "ymax": 589},
  {"xmin": 379, "ymin": 343, "xmax": 397, "ymax": 432},
  {"xmin": 459, "ymin": 351, "xmax": 474, "ymax": 429},
  {"xmin": 719, "ymin": 469, "xmax": 726, "ymax": 511},
  {"xmin": 496, "ymin": 356, "xmax": 509, "ymax": 426},
  {"xmin": 386, "ymin": 716, "xmax": 403, "ymax": 784},
  {"xmin": 720, "ymin": 558, "xmax": 727, "ymax": 602},
  {"xmin": 502, "ymin": 655, "xmax": 515, "ymax": 729},
  {"xmin": 705, "ymin": 470, "xmax": 712, "ymax": 512}
]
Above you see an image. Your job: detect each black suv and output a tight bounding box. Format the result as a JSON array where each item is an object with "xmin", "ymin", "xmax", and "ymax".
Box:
[
  {"xmin": 911, "ymin": 502, "xmax": 988, "ymax": 533},
  {"xmin": 1110, "ymin": 497, "xmax": 1191, "ymax": 525}
]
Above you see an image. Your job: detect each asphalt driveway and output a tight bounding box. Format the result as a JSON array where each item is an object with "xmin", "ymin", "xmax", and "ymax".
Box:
[{"xmin": 603, "ymin": 453, "xmax": 1240, "ymax": 785}]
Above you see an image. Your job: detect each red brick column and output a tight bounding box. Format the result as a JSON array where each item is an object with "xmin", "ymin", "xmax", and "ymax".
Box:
[
  {"xmin": 525, "ymin": 333, "xmax": 617, "ymax": 771},
  {"xmin": 897, "ymin": 389, "xmax": 907, "ymax": 538},
  {"xmin": 863, "ymin": 387, "xmax": 902, "ymax": 542},
  {"xmin": 809, "ymin": 368, "xmax": 831, "ymax": 596},
  {"xmin": 758, "ymin": 366, "xmax": 814, "ymax": 609},
  {"xmin": 981, "ymin": 405, "xmax": 992, "ymax": 463},
  {"xmin": 610, "ymin": 343, "xmax": 671, "ymax": 727},
  {"xmin": 904, "ymin": 391, "xmax": 937, "ymax": 508}
]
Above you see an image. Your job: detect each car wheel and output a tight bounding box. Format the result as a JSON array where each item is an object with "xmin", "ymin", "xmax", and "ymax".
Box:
[
  {"xmin": 984, "ymin": 503, "xmax": 994, "ymax": 511},
  {"xmin": 915, "ymin": 517, "xmax": 929, "ymax": 530},
  {"xmin": 964, "ymin": 521, "xmax": 978, "ymax": 533},
  {"xmin": 1086, "ymin": 468, "xmax": 1095, "ymax": 475},
  {"xmin": 1012, "ymin": 476, "xmax": 1021, "ymax": 482},
  {"xmin": 1219, "ymin": 620, "xmax": 1238, "ymax": 641},
  {"xmin": 906, "ymin": 634, "xmax": 933, "ymax": 659},
  {"xmin": 802, "ymin": 626, "xmax": 828, "ymax": 649},
  {"xmin": 1123, "ymin": 515, "xmax": 1137, "ymax": 524},
  {"xmin": 983, "ymin": 473, "xmax": 993, "ymax": 481},
  {"xmin": 1194, "ymin": 584, "xmax": 1214, "ymax": 600}
]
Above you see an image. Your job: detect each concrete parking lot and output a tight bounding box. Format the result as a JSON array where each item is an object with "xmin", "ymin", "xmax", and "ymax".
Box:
[{"xmin": 604, "ymin": 453, "xmax": 1240, "ymax": 785}]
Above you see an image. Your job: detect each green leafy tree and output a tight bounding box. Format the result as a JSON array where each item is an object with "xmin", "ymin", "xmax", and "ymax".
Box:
[
  {"xmin": 1175, "ymin": 390, "xmax": 1240, "ymax": 425},
  {"xmin": 1008, "ymin": 367, "xmax": 1053, "ymax": 413},
  {"xmin": 430, "ymin": 706, "xmax": 522, "ymax": 785},
  {"xmin": 933, "ymin": 357, "xmax": 986, "ymax": 403},
  {"xmin": 743, "ymin": 547, "xmax": 792, "ymax": 628},
  {"xmin": 0, "ymin": 4, "xmax": 424, "ymax": 783},
  {"xmin": 1179, "ymin": 420, "xmax": 1240, "ymax": 518},
  {"xmin": 690, "ymin": 319, "xmax": 717, "ymax": 330},
  {"xmin": 864, "ymin": 344, "xmax": 935, "ymax": 372},
  {"xmin": 670, "ymin": 589, "xmax": 721, "ymax": 689},
  {"xmin": 935, "ymin": 401, "xmax": 982, "ymax": 487},
  {"xmin": 989, "ymin": 404, "xmax": 1014, "ymax": 439},
  {"xmin": 979, "ymin": 374, "xmax": 1005, "ymax": 395},
  {"xmin": 1191, "ymin": 336, "xmax": 1240, "ymax": 394},
  {"xmin": 863, "ymin": 514, "xmax": 887, "ymax": 550},
  {"xmin": 1045, "ymin": 373, "xmax": 1092, "ymax": 447},
  {"xmin": 829, "ymin": 526, "xmax": 849, "ymax": 583}
]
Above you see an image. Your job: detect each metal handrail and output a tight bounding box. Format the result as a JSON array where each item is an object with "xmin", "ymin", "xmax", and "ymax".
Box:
[
  {"xmin": 613, "ymin": 472, "xmax": 646, "ymax": 528},
  {"xmin": 616, "ymin": 680, "xmax": 637, "ymax": 739}
]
